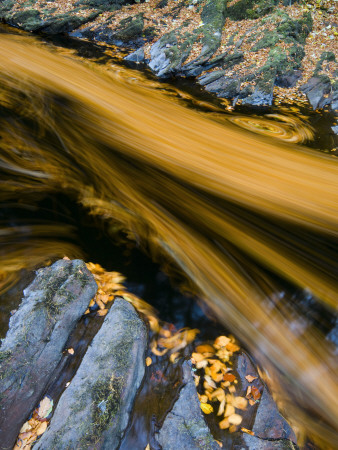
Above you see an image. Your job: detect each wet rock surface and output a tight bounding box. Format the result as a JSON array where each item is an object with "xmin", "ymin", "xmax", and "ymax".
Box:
[
  {"xmin": 34, "ymin": 298, "xmax": 147, "ymax": 450},
  {"xmin": 0, "ymin": 259, "xmax": 97, "ymax": 450},
  {"xmin": 155, "ymin": 361, "xmax": 220, "ymax": 450},
  {"xmin": 235, "ymin": 352, "xmax": 296, "ymax": 443},
  {"xmin": 1, "ymin": 0, "xmax": 337, "ymax": 109}
]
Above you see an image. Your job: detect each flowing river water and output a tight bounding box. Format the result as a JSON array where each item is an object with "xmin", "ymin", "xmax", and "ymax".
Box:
[{"xmin": 0, "ymin": 25, "xmax": 337, "ymax": 448}]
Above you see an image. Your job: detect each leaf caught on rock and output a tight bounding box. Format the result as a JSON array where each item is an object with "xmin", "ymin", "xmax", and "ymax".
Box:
[
  {"xmin": 37, "ymin": 396, "xmax": 53, "ymax": 419},
  {"xmin": 245, "ymin": 375, "xmax": 257, "ymax": 383},
  {"xmin": 200, "ymin": 402, "xmax": 214, "ymax": 414}
]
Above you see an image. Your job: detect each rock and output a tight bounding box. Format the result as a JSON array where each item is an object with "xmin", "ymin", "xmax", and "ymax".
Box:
[
  {"xmin": 124, "ymin": 46, "xmax": 146, "ymax": 63},
  {"xmin": 34, "ymin": 298, "xmax": 147, "ymax": 450},
  {"xmin": 0, "ymin": 259, "xmax": 97, "ymax": 450},
  {"xmin": 301, "ymin": 76, "xmax": 332, "ymax": 110},
  {"xmin": 233, "ymin": 433, "xmax": 299, "ymax": 449},
  {"xmin": 80, "ymin": 12, "xmax": 145, "ymax": 47},
  {"xmin": 155, "ymin": 361, "xmax": 220, "ymax": 450},
  {"xmin": 236, "ymin": 353, "xmax": 296, "ymax": 443}
]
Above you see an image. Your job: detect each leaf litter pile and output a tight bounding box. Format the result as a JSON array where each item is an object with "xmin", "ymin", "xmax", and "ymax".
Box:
[
  {"xmin": 14, "ymin": 260, "xmax": 260, "ymax": 448},
  {"xmin": 191, "ymin": 336, "xmax": 260, "ymax": 435}
]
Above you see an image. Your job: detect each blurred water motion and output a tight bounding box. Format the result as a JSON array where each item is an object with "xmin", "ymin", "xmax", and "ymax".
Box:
[{"xmin": 0, "ymin": 31, "xmax": 337, "ymax": 447}]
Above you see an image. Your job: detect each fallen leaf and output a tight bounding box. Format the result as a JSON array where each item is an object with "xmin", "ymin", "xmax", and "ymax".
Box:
[
  {"xmin": 19, "ymin": 423, "xmax": 32, "ymax": 433},
  {"xmin": 195, "ymin": 344, "xmax": 215, "ymax": 354},
  {"xmin": 37, "ymin": 397, "xmax": 53, "ymax": 419},
  {"xmin": 214, "ymin": 336, "xmax": 231, "ymax": 349},
  {"xmin": 228, "ymin": 413, "xmax": 243, "ymax": 425},
  {"xmin": 223, "ymin": 373, "xmax": 236, "ymax": 382},
  {"xmin": 97, "ymin": 309, "xmax": 108, "ymax": 316},
  {"xmin": 251, "ymin": 386, "xmax": 261, "ymax": 401},
  {"xmin": 146, "ymin": 357, "xmax": 152, "ymax": 366},
  {"xmin": 245, "ymin": 375, "xmax": 257, "ymax": 383},
  {"xmin": 219, "ymin": 417, "xmax": 230, "ymax": 429},
  {"xmin": 36, "ymin": 421, "xmax": 48, "ymax": 436},
  {"xmin": 241, "ymin": 428, "xmax": 255, "ymax": 435},
  {"xmin": 225, "ymin": 342, "xmax": 240, "ymax": 353},
  {"xmin": 67, "ymin": 348, "xmax": 74, "ymax": 355},
  {"xmin": 233, "ymin": 396, "xmax": 247, "ymax": 410},
  {"xmin": 191, "ymin": 352, "xmax": 205, "ymax": 363},
  {"xmin": 200, "ymin": 402, "xmax": 213, "ymax": 414},
  {"xmin": 169, "ymin": 352, "xmax": 180, "ymax": 363},
  {"xmin": 224, "ymin": 404, "xmax": 235, "ymax": 417}
]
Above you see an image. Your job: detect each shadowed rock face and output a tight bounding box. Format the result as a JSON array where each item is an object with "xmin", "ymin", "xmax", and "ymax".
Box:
[
  {"xmin": 34, "ymin": 298, "xmax": 147, "ymax": 450},
  {"xmin": 0, "ymin": 259, "xmax": 97, "ymax": 450},
  {"xmin": 155, "ymin": 361, "xmax": 221, "ymax": 450}
]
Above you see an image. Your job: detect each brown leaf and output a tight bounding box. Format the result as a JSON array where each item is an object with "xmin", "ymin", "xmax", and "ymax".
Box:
[
  {"xmin": 97, "ymin": 309, "xmax": 108, "ymax": 316},
  {"xmin": 223, "ymin": 373, "xmax": 236, "ymax": 382},
  {"xmin": 251, "ymin": 386, "xmax": 261, "ymax": 401}
]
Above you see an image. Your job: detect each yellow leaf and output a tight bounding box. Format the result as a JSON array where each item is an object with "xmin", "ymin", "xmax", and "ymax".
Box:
[
  {"xmin": 146, "ymin": 357, "xmax": 152, "ymax": 366},
  {"xmin": 200, "ymin": 403, "xmax": 213, "ymax": 414},
  {"xmin": 36, "ymin": 421, "xmax": 48, "ymax": 436}
]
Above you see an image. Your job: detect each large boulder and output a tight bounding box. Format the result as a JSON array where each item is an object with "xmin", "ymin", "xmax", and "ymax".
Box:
[
  {"xmin": 0, "ymin": 259, "xmax": 97, "ymax": 449},
  {"xmin": 34, "ymin": 298, "xmax": 147, "ymax": 449}
]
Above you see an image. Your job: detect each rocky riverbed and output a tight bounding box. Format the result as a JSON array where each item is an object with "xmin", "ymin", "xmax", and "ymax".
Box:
[
  {"xmin": 0, "ymin": 0, "xmax": 337, "ymax": 113},
  {"xmin": 0, "ymin": 259, "xmax": 299, "ymax": 449}
]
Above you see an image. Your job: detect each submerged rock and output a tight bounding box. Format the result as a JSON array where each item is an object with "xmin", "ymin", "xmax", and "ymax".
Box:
[
  {"xmin": 34, "ymin": 298, "xmax": 147, "ymax": 449},
  {"xmin": 155, "ymin": 361, "xmax": 220, "ymax": 450},
  {"xmin": 0, "ymin": 259, "xmax": 97, "ymax": 450}
]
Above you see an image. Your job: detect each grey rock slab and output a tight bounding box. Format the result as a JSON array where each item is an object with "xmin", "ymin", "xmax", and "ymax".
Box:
[
  {"xmin": 0, "ymin": 259, "xmax": 97, "ymax": 450},
  {"xmin": 235, "ymin": 353, "xmax": 296, "ymax": 443},
  {"xmin": 124, "ymin": 46, "xmax": 145, "ymax": 63},
  {"xmin": 301, "ymin": 76, "xmax": 332, "ymax": 110},
  {"xmin": 233, "ymin": 433, "xmax": 298, "ymax": 450},
  {"xmin": 34, "ymin": 298, "xmax": 147, "ymax": 450},
  {"xmin": 155, "ymin": 361, "xmax": 220, "ymax": 450}
]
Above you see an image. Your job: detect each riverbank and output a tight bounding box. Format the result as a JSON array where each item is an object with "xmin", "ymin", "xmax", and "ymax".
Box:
[{"xmin": 0, "ymin": 0, "xmax": 337, "ymax": 111}]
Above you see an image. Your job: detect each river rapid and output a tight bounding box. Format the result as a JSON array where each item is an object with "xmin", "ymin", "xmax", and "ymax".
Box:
[{"xmin": 0, "ymin": 26, "xmax": 337, "ymax": 447}]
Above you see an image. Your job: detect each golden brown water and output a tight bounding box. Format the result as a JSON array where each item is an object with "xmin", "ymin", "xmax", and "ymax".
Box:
[{"xmin": 0, "ymin": 31, "xmax": 337, "ymax": 447}]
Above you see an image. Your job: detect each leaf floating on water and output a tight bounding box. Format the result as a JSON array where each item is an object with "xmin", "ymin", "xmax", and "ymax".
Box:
[
  {"xmin": 219, "ymin": 417, "xmax": 230, "ymax": 429},
  {"xmin": 200, "ymin": 402, "xmax": 213, "ymax": 414},
  {"xmin": 146, "ymin": 357, "xmax": 152, "ymax": 366},
  {"xmin": 37, "ymin": 396, "xmax": 53, "ymax": 419},
  {"xmin": 228, "ymin": 413, "xmax": 243, "ymax": 425}
]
